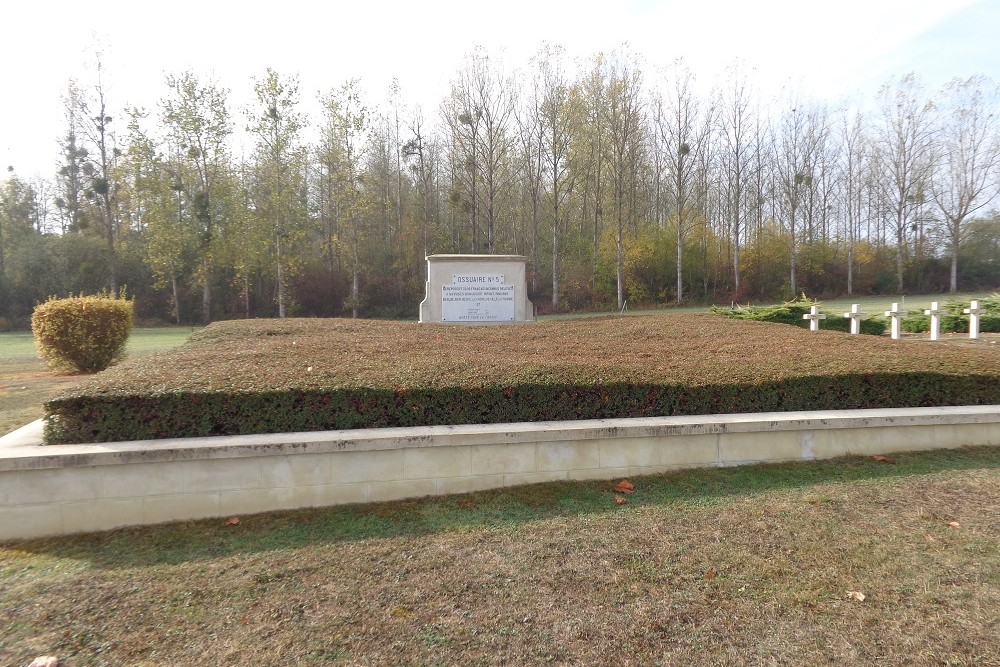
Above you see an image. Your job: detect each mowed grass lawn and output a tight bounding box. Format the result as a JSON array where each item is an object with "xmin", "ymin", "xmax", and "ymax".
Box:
[
  {"xmin": 2, "ymin": 307, "xmax": 999, "ymax": 665},
  {"xmin": 0, "ymin": 328, "xmax": 196, "ymax": 436},
  {"xmin": 1, "ymin": 448, "xmax": 998, "ymax": 666}
]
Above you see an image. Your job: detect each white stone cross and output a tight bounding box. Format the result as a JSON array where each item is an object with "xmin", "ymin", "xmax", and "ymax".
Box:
[
  {"xmin": 802, "ymin": 305, "xmax": 827, "ymax": 332},
  {"xmin": 843, "ymin": 304, "xmax": 868, "ymax": 335},
  {"xmin": 885, "ymin": 302, "xmax": 908, "ymax": 340},
  {"xmin": 964, "ymin": 299, "xmax": 984, "ymax": 339},
  {"xmin": 924, "ymin": 301, "xmax": 944, "ymax": 341}
]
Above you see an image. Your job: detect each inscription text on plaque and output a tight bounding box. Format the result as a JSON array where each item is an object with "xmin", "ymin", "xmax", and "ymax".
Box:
[{"xmin": 442, "ymin": 274, "xmax": 515, "ymax": 322}]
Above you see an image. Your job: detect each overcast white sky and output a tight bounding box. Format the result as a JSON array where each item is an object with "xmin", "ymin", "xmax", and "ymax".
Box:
[{"xmin": 2, "ymin": 0, "xmax": 996, "ymax": 179}]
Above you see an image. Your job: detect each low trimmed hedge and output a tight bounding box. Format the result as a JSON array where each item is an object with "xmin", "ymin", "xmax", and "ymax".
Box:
[{"xmin": 44, "ymin": 315, "xmax": 1000, "ymax": 444}]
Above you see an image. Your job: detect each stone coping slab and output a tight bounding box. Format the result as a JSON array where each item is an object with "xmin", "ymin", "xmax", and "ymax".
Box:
[{"xmin": 2, "ymin": 405, "xmax": 998, "ymax": 472}]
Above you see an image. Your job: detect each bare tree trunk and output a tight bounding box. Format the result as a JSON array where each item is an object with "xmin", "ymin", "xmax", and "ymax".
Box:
[
  {"xmin": 277, "ymin": 235, "xmax": 286, "ymax": 318},
  {"xmin": 616, "ymin": 228, "xmax": 624, "ymax": 311},
  {"xmin": 847, "ymin": 245, "xmax": 854, "ymax": 296},
  {"xmin": 676, "ymin": 219, "xmax": 683, "ymax": 304},
  {"xmin": 951, "ymin": 222, "xmax": 960, "ymax": 292},
  {"xmin": 202, "ymin": 259, "xmax": 211, "ymax": 324},
  {"xmin": 895, "ymin": 214, "xmax": 905, "ymax": 292},
  {"xmin": 530, "ymin": 189, "xmax": 538, "ymax": 294},
  {"xmin": 171, "ymin": 275, "xmax": 181, "ymax": 326},
  {"xmin": 352, "ymin": 261, "xmax": 360, "ymax": 319},
  {"xmin": 733, "ymin": 235, "xmax": 741, "ymax": 294},
  {"xmin": 790, "ymin": 206, "xmax": 798, "ymax": 297},
  {"xmin": 552, "ymin": 214, "xmax": 559, "ymax": 309}
]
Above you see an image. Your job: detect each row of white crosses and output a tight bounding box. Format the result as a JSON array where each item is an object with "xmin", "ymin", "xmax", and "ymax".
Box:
[
  {"xmin": 803, "ymin": 300, "xmax": 987, "ymax": 339},
  {"xmin": 903, "ymin": 299, "xmax": 984, "ymax": 341},
  {"xmin": 882, "ymin": 300, "xmax": 986, "ymax": 340}
]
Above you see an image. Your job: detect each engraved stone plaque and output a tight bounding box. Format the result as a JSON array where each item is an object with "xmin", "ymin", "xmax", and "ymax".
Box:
[
  {"xmin": 419, "ymin": 255, "xmax": 533, "ymax": 324},
  {"xmin": 442, "ymin": 275, "xmax": 515, "ymax": 322}
]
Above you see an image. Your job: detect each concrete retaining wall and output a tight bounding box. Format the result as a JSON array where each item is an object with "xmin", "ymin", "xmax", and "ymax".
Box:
[{"xmin": 2, "ymin": 406, "xmax": 998, "ymax": 541}]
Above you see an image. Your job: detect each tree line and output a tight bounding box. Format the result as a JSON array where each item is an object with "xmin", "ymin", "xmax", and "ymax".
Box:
[{"xmin": 2, "ymin": 46, "xmax": 1000, "ymax": 327}]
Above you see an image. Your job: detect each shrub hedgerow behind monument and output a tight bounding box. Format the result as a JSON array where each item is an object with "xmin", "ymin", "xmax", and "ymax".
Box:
[
  {"xmin": 711, "ymin": 298, "xmax": 887, "ymax": 335},
  {"xmin": 31, "ymin": 293, "xmax": 134, "ymax": 373},
  {"xmin": 901, "ymin": 295, "xmax": 1000, "ymax": 333}
]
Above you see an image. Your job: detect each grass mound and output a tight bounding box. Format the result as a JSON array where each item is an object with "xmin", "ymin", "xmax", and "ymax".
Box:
[{"xmin": 44, "ymin": 314, "xmax": 1000, "ymax": 444}]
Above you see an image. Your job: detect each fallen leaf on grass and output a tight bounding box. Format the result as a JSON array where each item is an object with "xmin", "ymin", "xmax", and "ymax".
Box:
[
  {"xmin": 614, "ymin": 479, "xmax": 635, "ymax": 494},
  {"xmin": 704, "ymin": 569, "xmax": 717, "ymax": 580},
  {"xmin": 224, "ymin": 517, "xmax": 240, "ymax": 526},
  {"xmin": 947, "ymin": 521, "xmax": 961, "ymax": 528},
  {"xmin": 872, "ymin": 455, "xmax": 897, "ymax": 464},
  {"xmin": 28, "ymin": 657, "xmax": 60, "ymax": 667},
  {"xmin": 614, "ymin": 495, "xmax": 627, "ymax": 505},
  {"xmin": 847, "ymin": 591, "xmax": 866, "ymax": 602}
]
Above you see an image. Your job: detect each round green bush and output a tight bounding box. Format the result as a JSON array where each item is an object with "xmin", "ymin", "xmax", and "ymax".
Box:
[{"xmin": 31, "ymin": 294, "xmax": 134, "ymax": 373}]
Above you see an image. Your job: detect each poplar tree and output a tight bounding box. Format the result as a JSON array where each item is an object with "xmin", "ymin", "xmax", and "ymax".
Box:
[
  {"xmin": 319, "ymin": 79, "xmax": 371, "ymax": 318},
  {"xmin": 537, "ymin": 45, "xmax": 576, "ymax": 308},
  {"xmin": 77, "ymin": 56, "xmax": 121, "ymax": 293},
  {"xmin": 161, "ymin": 71, "xmax": 232, "ymax": 323},
  {"xmin": 656, "ymin": 61, "xmax": 701, "ymax": 304},
  {"xmin": 875, "ymin": 74, "xmax": 936, "ymax": 291},
  {"xmin": 248, "ymin": 69, "xmax": 307, "ymax": 318},
  {"xmin": 931, "ymin": 75, "xmax": 1000, "ymax": 292},
  {"xmin": 606, "ymin": 52, "xmax": 645, "ymax": 311}
]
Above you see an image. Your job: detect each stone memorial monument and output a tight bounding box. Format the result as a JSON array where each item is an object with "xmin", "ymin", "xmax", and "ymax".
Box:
[{"xmin": 419, "ymin": 254, "xmax": 534, "ymax": 324}]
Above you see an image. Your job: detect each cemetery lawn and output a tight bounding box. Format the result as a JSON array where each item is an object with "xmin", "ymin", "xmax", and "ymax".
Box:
[
  {"xmin": 2, "ymin": 446, "xmax": 998, "ymax": 666},
  {"xmin": 46, "ymin": 314, "xmax": 1000, "ymax": 444},
  {"xmin": 0, "ymin": 328, "xmax": 196, "ymax": 437}
]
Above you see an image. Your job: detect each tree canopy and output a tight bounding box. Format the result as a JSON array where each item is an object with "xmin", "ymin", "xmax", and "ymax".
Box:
[{"xmin": 2, "ymin": 48, "xmax": 1000, "ymax": 326}]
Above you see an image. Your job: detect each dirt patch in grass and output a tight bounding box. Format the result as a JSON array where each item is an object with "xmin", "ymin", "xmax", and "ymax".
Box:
[
  {"xmin": 0, "ymin": 362, "xmax": 81, "ymax": 437},
  {"xmin": 2, "ymin": 447, "xmax": 998, "ymax": 666}
]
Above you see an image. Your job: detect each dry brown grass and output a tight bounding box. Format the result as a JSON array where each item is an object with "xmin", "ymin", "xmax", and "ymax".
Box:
[
  {"xmin": 46, "ymin": 316, "xmax": 1000, "ymax": 443},
  {"xmin": 61, "ymin": 316, "xmax": 1000, "ymax": 395},
  {"xmin": 0, "ymin": 364, "xmax": 80, "ymax": 437},
  {"xmin": 2, "ymin": 449, "xmax": 998, "ymax": 666}
]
